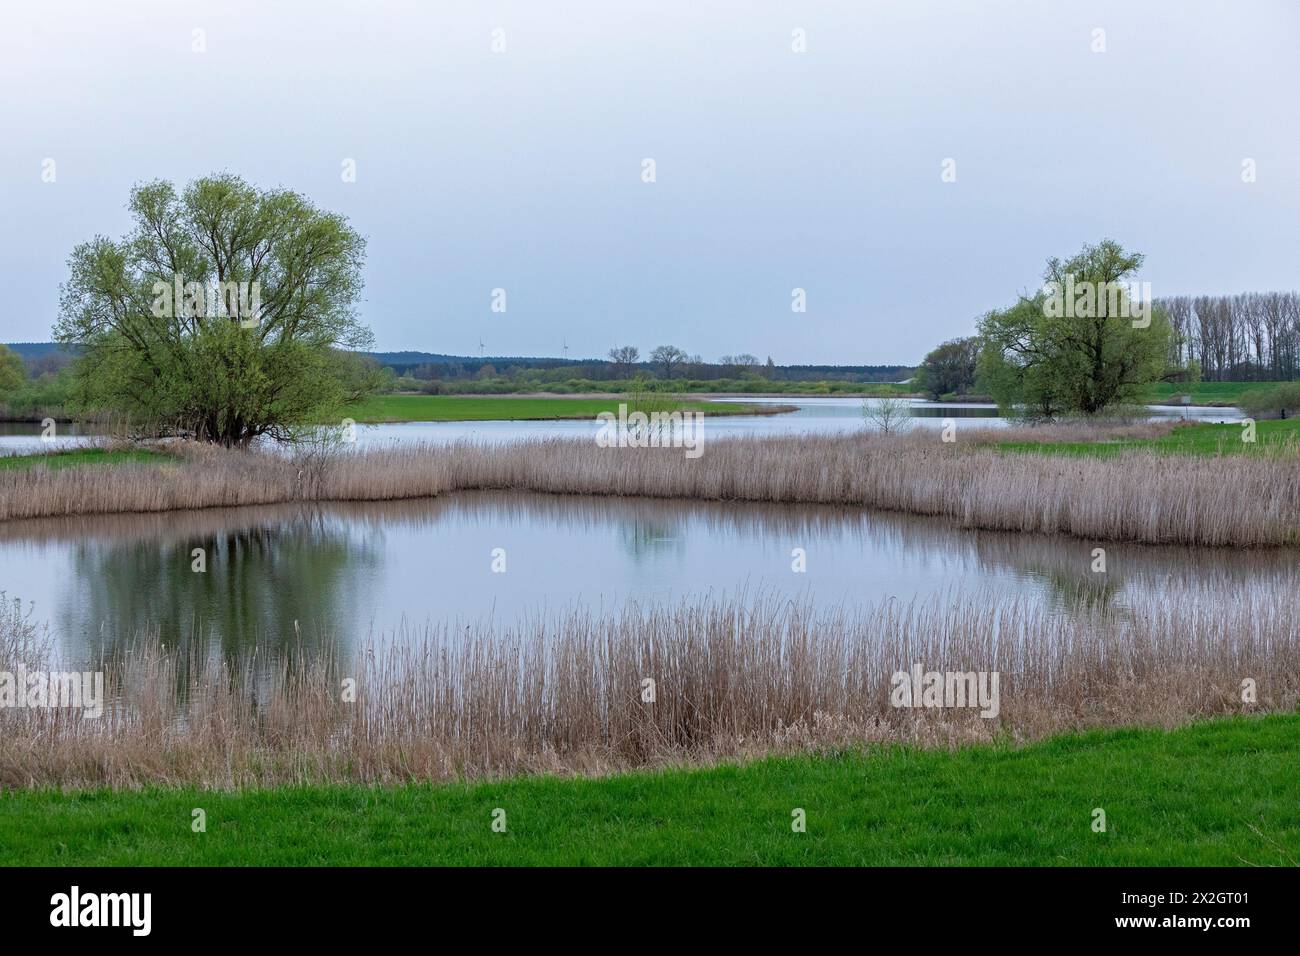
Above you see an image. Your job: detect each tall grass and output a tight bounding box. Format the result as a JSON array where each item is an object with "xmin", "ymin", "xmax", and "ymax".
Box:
[
  {"xmin": 1, "ymin": 432, "xmax": 1295, "ymax": 545},
  {"xmin": 1, "ymin": 584, "xmax": 1295, "ymax": 789}
]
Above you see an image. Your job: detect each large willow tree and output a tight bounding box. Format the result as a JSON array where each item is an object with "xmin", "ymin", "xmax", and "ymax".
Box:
[
  {"xmin": 55, "ymin": 174, "xmax": 375, "ymax": 446},
  {"xmin": 977, "ymin": 240, "xmax": 1178, "ymax": 419}
]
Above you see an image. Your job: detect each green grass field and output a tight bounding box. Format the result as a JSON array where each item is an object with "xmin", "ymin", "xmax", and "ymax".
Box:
[
  {"xmin": 996, "ymin": 419, "xmax": 1300, "ymax": 457},
  {"xmin": 342, "ymin": 395, "xmax": 780, "ymax": 423},
  {"xmin": 2, "ymin": 716, "xmax": 1294, "ymax": 866},
  {"xmin": 0, "ymin": 447, "xmax": 168, "ymax": 471},
  {"xmin": 1144, "ymin": 381, "xmax": 1287, "ymax": 406}
]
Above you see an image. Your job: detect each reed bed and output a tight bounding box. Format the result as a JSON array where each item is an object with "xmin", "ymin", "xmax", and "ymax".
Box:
[
  {"xmin": 1, "ymin": 431, "xmax": 1296, "ymax": 546},
  {"xmin": 1, "ymin": 585, "xmax": 1295, "ymax": 790}
]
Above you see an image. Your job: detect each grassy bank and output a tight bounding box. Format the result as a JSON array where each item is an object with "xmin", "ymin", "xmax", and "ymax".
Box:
[
  {"xmin": 1144, "ymin": 380, "xmax": 1291, "ymax": 406},
  {"xmin": 1, "ymin": 716, "xmax": 1295, "ymax": 866},
  {"xmin": 342, "ymin": 395, "xmax": 787, "ymax": 423},
  {"xmin": 993, "ymin": 418, "xmax": 1300, "ymax": 457},
  {"xmin": 0, "ymin": 448, "xmax": 168, "ymax": 471}
]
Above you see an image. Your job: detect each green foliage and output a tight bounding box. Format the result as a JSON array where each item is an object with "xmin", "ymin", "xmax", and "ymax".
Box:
[
  {"xmin": 976, "ymin": 298, "xmax": 1068, "ymax": 419},
  {"xmin": 0, "ymin": 345, "xmax": 26, "ymax": 396},
  {"xmin": 54, "ymin": 174, "xmax": 374, "ymax": 446},
  {"xmin": 0, "ymin": 366, "xmax": 75, "ymax": 419},
  {"xmin": 915, "ymin": 336, "xmax": 978, "ymax": 400},
  {"xmin": 1238, "ymin": 382, "xmax": 1300, "ymax": 419},
  {"xmin": 977, "ymin": 240, "xmax": 1178, "ymax": 418}
]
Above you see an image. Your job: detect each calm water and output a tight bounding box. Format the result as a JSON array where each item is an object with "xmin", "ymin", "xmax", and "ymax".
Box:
[
  {"xmin": 352, "ymin": 397, "xmax": 1243, "ymax": 446},
  {"xmin": 0, "ymin": 490, "xmax": 1286, "ymax": 664},
  {"xmin": 0, "ymin": 397, "xmax": 1245, "ymax": 453},
  {"xmin": 0, "ymin": 398, "xmax": 1263, "ymax": 663},
  {"xmin": 0, "ymin": 422, "xmax": 105, "ymax": 454}
]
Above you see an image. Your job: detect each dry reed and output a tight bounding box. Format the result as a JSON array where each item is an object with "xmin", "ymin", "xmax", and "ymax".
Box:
[
  {"xmin": 1, "ymin": 432, "xmax": 1296, "ymax": 546},
  {"xmin": 1, "ymin": 584, "xmax": 1295, "ymax": 790}
]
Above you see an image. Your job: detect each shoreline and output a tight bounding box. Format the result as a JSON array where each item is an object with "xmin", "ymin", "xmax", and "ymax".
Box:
[
  {"xmin": 0, "ymin": 394, "xmax": 1250, "ymax": 426},
  {"xmin": 0, "ymin": 398, "xmax": 800, "ymax": 427}
]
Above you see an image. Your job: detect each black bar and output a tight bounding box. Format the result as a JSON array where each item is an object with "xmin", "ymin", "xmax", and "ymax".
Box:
[{"xmin": 0, "ymin": 867, "xmax": 1285, "ymax": 941}]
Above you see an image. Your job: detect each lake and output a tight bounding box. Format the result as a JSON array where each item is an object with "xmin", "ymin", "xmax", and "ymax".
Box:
[
  {"xmin": 0, "ymin": 397, "xmax": 1244, "ymax": 454},
  {"xmin": 0, "ymin": 396, "xmax": 1264, "ymax": 665},
  {"xmin": 0, "ymin": 488, "xmax": 1285, "ymax": 665}
]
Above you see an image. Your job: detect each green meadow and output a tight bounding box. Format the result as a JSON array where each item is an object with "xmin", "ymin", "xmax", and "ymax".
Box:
[
  {"xmin": 1143, "ymin": 380, "xmax": 1288, "ymax": 406},
  {"xmin": 0, "ymin": 447, "xmax": 169, "ymax": 471},
  {"xmin": 2, "ymin": 716, "xmax": 1294, "ymax": 867},
  {"xmin": 342, "ymin": 394, "xmax": 776, "ymax": 423},
  {"xmin": 995, "ymin": 419, "xmax": 1300, "ymax": 457}
]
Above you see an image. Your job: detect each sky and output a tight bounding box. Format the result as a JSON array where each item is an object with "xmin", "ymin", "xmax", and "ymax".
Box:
[{"xmin": 2, "ymin": 0, "xmax": 1298, "ymax": 364}]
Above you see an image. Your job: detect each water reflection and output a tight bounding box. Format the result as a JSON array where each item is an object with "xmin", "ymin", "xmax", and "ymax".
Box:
[
  {"xmin": 0, "ymin": 491, "xmax": 1289, "ymax": 665},
  {"xmin": 1, "ymin": 509, "xmax": 378, "ymax": 661}
]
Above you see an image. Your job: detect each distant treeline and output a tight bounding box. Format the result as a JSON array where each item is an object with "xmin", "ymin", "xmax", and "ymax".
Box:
[
  {"xmin": 5, "ymin": 341, "xmax": 76, "ymax": 375},
  {"xmin": 1158, "ymin": 293, "xmax": 1300, "ymax": 382},
  {"xmin": 363, "ymin": 353, "xmax": 913, "ymax": 387},
  {"xmin": 7, "ymin": 343, "xmax": 913, "ymax": 384},
  {"xmin": 2, "ymin": 342, "xmax": 915, "ymax": 405},
  {"xmin": 374, "ymin": 356, "xmax": 904, "ymax": 382}
]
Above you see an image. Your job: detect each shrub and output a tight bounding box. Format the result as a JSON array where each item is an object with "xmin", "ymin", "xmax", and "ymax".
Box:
[{"xmin": 1239, "ymin": 382, "xmax": 1300, "ymax": 419}]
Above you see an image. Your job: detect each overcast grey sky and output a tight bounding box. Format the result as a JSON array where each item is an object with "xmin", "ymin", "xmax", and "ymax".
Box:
[{"xmin": 2, "ymin": 0, "xmax": 1298, "ymax": 363}]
